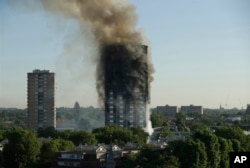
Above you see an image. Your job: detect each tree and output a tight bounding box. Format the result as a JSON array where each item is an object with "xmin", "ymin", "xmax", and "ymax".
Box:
[
  {"xmin": 38, "ymin": 139, "xmax": 75, "ymax": 168},
  {"xmin": 93, "ymin": 125, "xmax": 138, "ymax": 145},
  {"xmin": 164, "ymin": 156, "xmax": 180, "ymax": 168},
  {"xmin": 37, "ymin": 127, "xmax": 59, "ymax": 138},
  {"xmin": 151, "ymin": 112, "xmax": 165, "ymax": 128},
  {"xmin": 245, "ymin": 135, "xmax": 250, "ymax": 151},
  {"xmin": 14, "ymin": 119, "xmax": 26, "ymax": 128},
  {"xmin": 134, "ymin": 144, "xmax": 180, "ymax": 168},
  {"xmin": 2, "ymin": 128, "xmax": 41, "ymax": 168},
  {"xmin": 193, "ymin": 129, "xmax": 220, "ymax": 168},
  {"xmin": 0, "ymin": 121, "xmax": 9, "ymax": 130},
  {"xmin": 121, "ymin": 152, "xmax": 137, "ymax": 168},
  {"xmin": 0, "ymin": 130, "xmax": 5, "ymax": 141},
  {"xmin": 188, "ymin": 122, "xmax": 208, "ymax": 132},
  {"xmin": 215, "ymin": 126, "xmax": 245, "ymax": 141},
  {"xmin": 60, "ymin": 130, "xmax": 97, "ymax": 145},
  {"xmin": 218, "ymin": 137, "xmax": 233, "ymax": 168},
  {"xmin": 129, "ymin": 126, "xmax": 149, "ymax": 144},
  {"xmin": 0, "ymin": 150, "xmax": 3, "ymax": 167},
  {"xmin": 159, "ymin": 126, "xmax": 172, "ymax": 138},
  {"xmin": 175, "ymin": 112, "xmax": 189, "ymax": 131},
  {"xmin": 215, "ymin": 126, "xmax": 246, "ymax": 150},
  {"xmin": 200, "ymin": 116, "xmax": 213, "ymax": 126},
  {"xmin": 170, "ymin": 139, "xmax": 207, "ymax": 168},
  {"xmin": 230, "ymin": 139, "xmax": 242, "ymax": 151}
]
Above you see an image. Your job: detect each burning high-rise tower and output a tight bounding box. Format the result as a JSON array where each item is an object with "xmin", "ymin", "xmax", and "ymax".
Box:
[{"xmin": 101, "ymin": 44, "xmax": 149, "ymax": 128}]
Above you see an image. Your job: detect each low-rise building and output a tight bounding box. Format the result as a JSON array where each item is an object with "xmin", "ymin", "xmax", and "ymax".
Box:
[
  {"xmin": 180, "ymin": 105, "xmax": 203, "ymax": 115},
  {"xmin": 155, "ymin": 105, "xmax": 178, "ymax": 120},
  {"xmin": 50, "ymin": 143, "xmax": 139, "ymax": 168}
]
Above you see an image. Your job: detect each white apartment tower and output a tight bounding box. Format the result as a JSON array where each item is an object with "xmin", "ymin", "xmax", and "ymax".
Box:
[{"xmin": 27, "ymin": 69, "xmax": 55, "ymax": 130}]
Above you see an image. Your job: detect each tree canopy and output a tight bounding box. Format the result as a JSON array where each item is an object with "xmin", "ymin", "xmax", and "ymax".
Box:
[
  {"xmin": 150, "ymin": 112, "xmax": 169, "ymax": 128},
  {"xmin": 170, "ymin": 139, "xmax": 207, "ymax": 168},
  {"xmin": 193, "ymin": 129, "xmax": 220, "ymax": 168},
  {"xmin": 92, "ymin": 125, "xmax": 148, "ymax": 145},
  {"xmin": 124, "ymin": 144, "xmax": 180, "ymax": 168},
  {"xmin": 2, "ymin": 128, "xmax": 41, "ymax": 168},
  {"xmin": 38, "ymin": 138, "xmax": 75, "ymax": 168},
  {"xmin": 176, "ymin": 112, "xmax": 190, "ymax": 131},
  {"xmin": 60, "ymin": 130, "xmax": 97, "ymax": 145}
]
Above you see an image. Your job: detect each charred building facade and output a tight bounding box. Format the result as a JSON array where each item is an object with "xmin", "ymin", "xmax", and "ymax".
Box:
[{"xmin": 102, "ymin": 44, "xmax": 149, "ymax": 128}]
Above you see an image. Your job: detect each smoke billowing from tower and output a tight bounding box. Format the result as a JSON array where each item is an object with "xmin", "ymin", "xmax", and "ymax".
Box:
[
  {"xmin": 41, "ymin": 0, "xmax": 143, "ymax": 45},
  {"xmin": 40, "ymin": 0, "xmax": 154, "ymax": 108},
  {"xmin": 99, "ymin": 44, "xmax": 149, "ymax": 105},
  {"xmin": 101, "ymin": 44, "xmax": 150, "ymax": 128}
]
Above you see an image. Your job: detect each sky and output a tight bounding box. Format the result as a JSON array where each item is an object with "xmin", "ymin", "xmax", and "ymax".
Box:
[{"xmin": 0, "ymin": 0, "xmax": 250, "ymax": 109}]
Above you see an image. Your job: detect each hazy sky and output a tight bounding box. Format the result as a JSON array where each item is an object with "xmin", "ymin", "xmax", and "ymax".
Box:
[{"xmin": 0, "ymin": 0, "xmax": 250, "ymax": 109}]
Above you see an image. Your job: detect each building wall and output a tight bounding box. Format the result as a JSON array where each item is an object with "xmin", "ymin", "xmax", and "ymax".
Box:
[
  {"xmin": 180, "ymin": 105, "xmax": 203, "ymax": 115},
  {"xmin": 155, "ymin": 105, "xmax": 178, "ymax": 120},
  {"xmin": 27, "ymin": 69, "xmax": 55, "ymax": 130}
]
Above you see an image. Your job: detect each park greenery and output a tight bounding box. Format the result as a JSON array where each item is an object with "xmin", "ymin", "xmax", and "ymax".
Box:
[{"xmin": 0, "ymin": 107, "xmax": 250, "ymax": 167}]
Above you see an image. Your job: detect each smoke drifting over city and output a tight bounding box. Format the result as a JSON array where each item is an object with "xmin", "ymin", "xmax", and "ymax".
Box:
[
  {"xmin": 40, "ymin": 0, "xmax": 154, "ymax": 106},
  {"xmin": 42, "ymin": 0, "xmax": 142, "ymax": 45}
]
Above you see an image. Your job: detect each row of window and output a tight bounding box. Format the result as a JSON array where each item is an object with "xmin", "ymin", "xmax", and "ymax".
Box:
[
  {"xmin": 109, "ymin": 119, "xmax": 125, "ymax": 123},
  {"xmin": 109, "ymin": 114, "xmax": 140, "ymax": 118},
  {"xmin": 60, "ymin": 153, "xmax": 84, "ymax": 159},
  {"xmin": 35, "ymin": 82, "xmax": 48, "ymax": 86},
  {"xmin": 57, "ymin": 161, "xmax": 81, "ymax": 167},
  {"xmin": 108, "ymin": 105, "xmax": 145, "ymax": 109},
  {"xmin": 109, "ymin": 110, "xmax": 144, "ymax": 114},
  {"xmin": 109, "ymin": 115, "xmax": 125, "ymax": 119},
  {"xmin": 109, "ymin": 119, "xmax": 134, "ymax": 123}
]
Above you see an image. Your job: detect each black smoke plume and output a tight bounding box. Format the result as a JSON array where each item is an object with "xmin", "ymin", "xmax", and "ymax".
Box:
[
  {"xmin": 99, "ymin": 44, "xmax": 149, "ymax": 106},
  {"xmin": 40, "ymin": 0, "xmax": 154, "ymax": 106}
]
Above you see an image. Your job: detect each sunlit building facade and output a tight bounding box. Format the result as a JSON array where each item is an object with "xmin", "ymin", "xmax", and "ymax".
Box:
[
  {"xmin": 155, "ymin": 105, "xmax": 178, "ymax": 120},
  {"xmin": 27, "ymin": 69, "xmax": 55, "ymax": 130},
  {"xmin": 180, "ymin": 105, "xmax": 203, "ymax": 115}
]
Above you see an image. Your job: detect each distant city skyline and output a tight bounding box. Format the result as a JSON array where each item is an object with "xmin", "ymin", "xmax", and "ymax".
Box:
[{"xmin": 0, "ymin": 0, "xmax": 250, "ymax": 109}]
